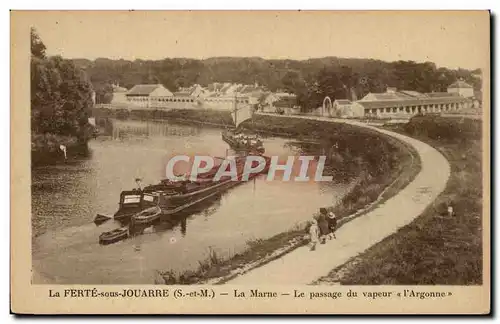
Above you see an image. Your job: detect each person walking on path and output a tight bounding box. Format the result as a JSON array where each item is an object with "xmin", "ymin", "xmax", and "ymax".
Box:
[
  {"xmin": 316, "ymin": 208, "xmax": 330, "ymax": 244},
  {"xmin": 308, "ymin": 219, "xmax": 320, "ymax": 251},
  {"xmin": 327, "ymin": 211, "xmax": 338, "ymax": 239}
]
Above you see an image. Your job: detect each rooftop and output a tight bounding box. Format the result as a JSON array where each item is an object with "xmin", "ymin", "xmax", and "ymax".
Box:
[
  {"xmin": 126, "ymin": 84, "xmax": 164, "ymax": 96},
  {"xmin": 399, "ymin": 90, "xmax": 427, "ymax": 98},
  {"xmin": 426, "ymin": 92, "xmax": 460, "ymax": 98},
  {"xmin": 360, "ymin": 92, "xmax": 413, "ymax": 101}
]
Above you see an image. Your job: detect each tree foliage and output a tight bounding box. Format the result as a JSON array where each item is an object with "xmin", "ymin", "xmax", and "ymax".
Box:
[
  {"xmin": 30, "ymin": 27, "xmax": 46, "ymax": 59},
  {"xmin": 31, "ymin": 29, "xmax": 94, "ymax": 141}
]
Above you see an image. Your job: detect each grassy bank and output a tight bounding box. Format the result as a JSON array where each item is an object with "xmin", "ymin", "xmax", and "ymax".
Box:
[
  {"xmin": 135, "ymin": 112, "xmax": 420, "ymax": 284},
  {"xmin": 315, "ymin": 116, "xmax": 483, "ymax": 285},
  {"xmin": 92, "ymin": 107, "xmax": 233, "ymax": 127}
]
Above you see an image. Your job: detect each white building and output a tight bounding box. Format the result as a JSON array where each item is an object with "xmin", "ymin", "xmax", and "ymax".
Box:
[
  {"xmin": 126, "ymin": 84, "xmax": 174, "ymax": 108},
  {"xmin": 447, "ymin": 80, "xmax": 474, "ymax": 98},
  {"xmin": 357, "ymin": 85, "xmax": 471, "ymax": 118},
  {"xmin": 110, "ymin": 83, "xmax": 129, "ymax": 105},
  {"xmin": 332, "ymin": 99, "xmax": 364, "ymax": 118},
  {"xmin": 176, "ymin": 84, "xmax": 207, "ymax": 98}
]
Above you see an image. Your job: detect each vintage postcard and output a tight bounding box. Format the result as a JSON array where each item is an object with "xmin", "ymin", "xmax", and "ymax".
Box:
[{"xmin": 11, "ymin": 10, "xmax": 490, "ymax": 314}]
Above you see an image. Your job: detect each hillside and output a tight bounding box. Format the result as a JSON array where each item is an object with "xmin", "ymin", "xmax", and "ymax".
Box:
[{"xmin": 72, "ymin": 56, "xmax": 482, "ymax": 108}]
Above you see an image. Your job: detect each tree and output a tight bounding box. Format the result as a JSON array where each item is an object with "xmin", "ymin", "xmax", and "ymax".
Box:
[
  {"xmin": 94, "ymin": 82, "xmax": 114, "ymax": 104},
  {"xmin": 311, "ymin": 66, "xmax": 350, "ymax": 108},
  {"xmin": 31, "ymin": 31, "xmax": 94, "ymax": 142},
  {"xmin": 30, "ymin": 27, "xmax": 46, "ymax": 59}
]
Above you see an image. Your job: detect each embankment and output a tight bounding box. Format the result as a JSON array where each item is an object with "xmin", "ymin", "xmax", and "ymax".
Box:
[
  {"xmin": 315, "ymin": 116, "xmax": 483, "ymax": 285},
  {"xmin": 31, "ymin": 133, "xmax": 91, "ymax": 166},
  {"xmin": 92, "ymin": 107, "xmax": 233, "ymax": 128},
  {"xmin": 92, "ymin": 108, "xmax": 420, "ymax": 284}
]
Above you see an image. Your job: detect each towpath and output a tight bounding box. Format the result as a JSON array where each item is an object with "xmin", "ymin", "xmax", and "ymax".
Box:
[{"xmin": 228, "ymin": 114, "xmax": 450, "ymax": 285}]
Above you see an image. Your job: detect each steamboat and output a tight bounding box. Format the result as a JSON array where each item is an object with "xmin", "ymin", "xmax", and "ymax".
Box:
[
  {"xmin": 221, "ymin": 130, "xmax": 265, "ymax": 153},
  {"xmin": 221, "ymin": 94, "xmax": 265, "ymax": 153}
]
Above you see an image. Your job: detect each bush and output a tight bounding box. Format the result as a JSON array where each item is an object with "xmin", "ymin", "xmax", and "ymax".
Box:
[{"xmin": 404, "ymin": 115, "xmax": 481, "ymax": 141}]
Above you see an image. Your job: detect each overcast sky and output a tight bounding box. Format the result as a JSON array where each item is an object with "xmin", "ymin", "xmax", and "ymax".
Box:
[{"xmin": 28, "ymin": 11, "xmax": 489, "ymax": 70}]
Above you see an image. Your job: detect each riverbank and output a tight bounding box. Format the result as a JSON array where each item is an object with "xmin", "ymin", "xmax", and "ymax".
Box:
[
  {"xmin": 315, "ymin": 116, "xmax": 483, "ymax": 285},
  {"xmin": 117, "ymin": 110, "xmax": 422, "ymax": 284},
  {"xmin": 92, "ymin": 107, "xmax": 233, "ymax": 128},
  {"xmin": 31, "ymin": 133, "xmax": 90, "ymax": 166},
  {"xmin": 228, "ymin": 115, "xmax": 449, "ymax": 285}
]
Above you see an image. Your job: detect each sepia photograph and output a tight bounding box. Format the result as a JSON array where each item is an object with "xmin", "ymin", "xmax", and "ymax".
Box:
[{"xmin": 10, "ymin": 9, "xmax": 490, "ymax": 314}]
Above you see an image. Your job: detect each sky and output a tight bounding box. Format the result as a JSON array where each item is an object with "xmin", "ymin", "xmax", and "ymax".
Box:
[{"xmin": 25, "ymin": 10, "xmax": 489, "ymax": 70}]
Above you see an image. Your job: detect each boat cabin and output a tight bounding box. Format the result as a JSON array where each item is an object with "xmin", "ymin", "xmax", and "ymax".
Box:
[{"xmin": 119, "ymin": 190, "xmax": 161, "ymax": 209}]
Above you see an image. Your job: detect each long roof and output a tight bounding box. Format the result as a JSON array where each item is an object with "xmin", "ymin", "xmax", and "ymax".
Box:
[
  {"xmin": 399, "ymin": 90, "xmax": 427, "ymax": 98},
  {"xmin": 357, "ymin": 95, "xmax": 468, "ymax": 110},
  {"xmin": 126, "ymin": 84, "xmax": 163, "ymax": 96},
  {"xmin": 360, "ymin": 92, "xmax": 413, "ymax": 101},
  {"xmin": 426, "ymin": 92, "xmax": 460, "ymax": 98}
]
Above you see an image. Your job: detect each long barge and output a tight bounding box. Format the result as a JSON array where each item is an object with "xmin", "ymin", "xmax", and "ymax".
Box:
[{"xmin": 113, "ymin": 154, "xmax": 271, "ymax": 223}]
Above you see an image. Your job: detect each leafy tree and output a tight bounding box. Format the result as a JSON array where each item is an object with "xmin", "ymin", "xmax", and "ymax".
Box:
[
  {"xmin": 94, "ymin": 82, "xmax": 114, "ymax": 104},
  {"xmin": 30, "ymin": 27, "xmax": 46, "ymax": 59},
  {"xmin": 31, "ymin": 29, "xmax": 94, "ymax": 142}
]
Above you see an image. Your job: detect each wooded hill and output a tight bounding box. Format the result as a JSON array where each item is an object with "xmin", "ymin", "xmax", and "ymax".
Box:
[{"xmin": 72, "ymin": 56, "xmax": 482, "ymax": 109}]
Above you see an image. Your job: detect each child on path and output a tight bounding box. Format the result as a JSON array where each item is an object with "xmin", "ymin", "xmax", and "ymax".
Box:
[{"xmin": 309, "ymin": 219, "xmax": 320, "ymax": 251}]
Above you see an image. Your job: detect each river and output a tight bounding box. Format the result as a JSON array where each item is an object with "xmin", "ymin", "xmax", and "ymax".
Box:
[{"xmin": 31, "ymin": 119, "xmax": 356, "ymax": 284}]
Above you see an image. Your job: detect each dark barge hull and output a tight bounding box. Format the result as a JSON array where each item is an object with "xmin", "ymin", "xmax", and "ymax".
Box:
[
  {"xmin": 114, "ymin": 205, "xmax": 143, "ymax": 222},
  {"xmin": 113, "ymin": 167, "xmax": 267, "ymax": 223},
  {"xmin": 160, "ymin": 177, "xmax": 245, "ymax": 215}
]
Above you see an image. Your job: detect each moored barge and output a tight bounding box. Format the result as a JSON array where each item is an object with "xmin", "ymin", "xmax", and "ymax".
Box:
[{"xmin": 112, "ymin": 154, "xmax": 271, "ymax": 223}]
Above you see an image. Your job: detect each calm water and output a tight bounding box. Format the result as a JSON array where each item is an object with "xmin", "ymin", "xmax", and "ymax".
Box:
[{"xmin": 32, "ymin": 119, "xmax": 355, "ymax": 284}]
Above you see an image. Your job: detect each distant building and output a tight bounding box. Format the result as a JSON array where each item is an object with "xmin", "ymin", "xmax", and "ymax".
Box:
[
  {"xmin": 357, "ymin": 84, "xmax": 470, "ymax": 118},
  {"xmin": 110, "ymin": 83, "xmax": 129, "ymax": 105},
  {"xmin": 447, "ymin": 79, "xmax": 474, "ymax": 98},
  {"xmin": 332, "ymin": 99, "xmax": 364, "ymax": 118},
  {"xmin": 126, "ymin": 84, "xmax": 173, "ymax": 107},
  {"xmin": 260, "ymin": 92, "xmax": 298, "ymax": 113},
  {"xmin": 176, "ymin": 84, "xmax": 207, "ymax": 98}
]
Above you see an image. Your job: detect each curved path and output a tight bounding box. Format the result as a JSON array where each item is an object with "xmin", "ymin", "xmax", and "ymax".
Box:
[{"xmin": 228, "ymin": 114, "xmax": 451, "ymax": 285}]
